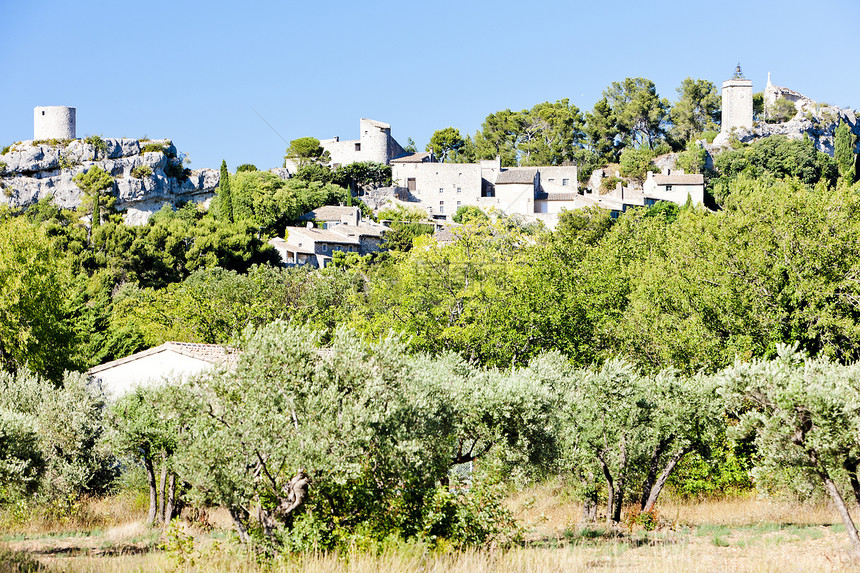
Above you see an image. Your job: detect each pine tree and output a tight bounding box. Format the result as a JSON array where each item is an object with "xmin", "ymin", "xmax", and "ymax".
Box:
[{"xmin": 218, "ymin": 160, "xmax": 233, "ymax": 222}]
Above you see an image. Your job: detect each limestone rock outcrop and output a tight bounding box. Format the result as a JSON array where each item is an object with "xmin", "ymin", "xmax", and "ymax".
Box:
[
  {"xmin": 0, "ymin": 138, "xmax": 219, "ymax": 225},
  {"xmin": 724, "ymin": 103, "xmax": 859, "ymax": 156}
]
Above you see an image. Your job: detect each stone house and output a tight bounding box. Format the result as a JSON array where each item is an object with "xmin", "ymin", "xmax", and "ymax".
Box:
[
  {"xmin": 87, "ymin": 342, "xmax": 236, "ymax": 399},
  {"xmin": 390, "ymin": 154, "xmax": 579, "ymax": 228},
  {"xmin": 642, "ymin": 167, "xmax": 705, "ymax": 206},
  {"xmin": 269, "ymin": 216, "xmax": 387, "ymax": 268}
]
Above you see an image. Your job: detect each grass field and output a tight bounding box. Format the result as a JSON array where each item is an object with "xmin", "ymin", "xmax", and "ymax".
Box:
[{"xmin": 3, "ymin": 484, "xmax": 860, "ymax": 572}]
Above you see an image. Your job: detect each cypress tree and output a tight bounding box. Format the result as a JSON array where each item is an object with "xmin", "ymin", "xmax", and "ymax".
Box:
[
  {"xmin": 835, "ymin": 122, "xmax": 856, "ymax": 185},
  {"xmin": 218, "ymin": 160, "xmax": 233, "ymax": 222}
]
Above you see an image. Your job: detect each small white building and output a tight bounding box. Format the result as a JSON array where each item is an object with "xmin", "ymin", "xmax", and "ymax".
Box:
[
  {"xmin": 643, "ymin": 168, "xmax": 705, "ymax": 206},
  {"xmin": 87, "ymin": 342, "xmax": 235, "ymax": 399}
]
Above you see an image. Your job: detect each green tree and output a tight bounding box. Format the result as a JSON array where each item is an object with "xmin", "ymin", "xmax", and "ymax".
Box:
[
  {"xmin": 172, "ymin": 323, "xmax": 454, "ymax": 548},
  {"xmin": 585, "ymin": 98, "xmax": 620, "ymax": 163},
  {"xmin": 473, "ymin": 110, "xmax": 522, "ymax": 166},
  {"xmin": 426, "ymin": 127, "xmax": 466, "ymax": 162},
  {"xmin": 0, "ymin": 217, "xmax": 73, "ymax": 378},
  {"xmin": 452, "ymin": 205, "xmax": 488, "ymax": 224},
  {"xmin": 835, "ymin": 121, "xmax": 857, "ymax": 184},
  {"xmin": 619, "ymin": 147, "xmax": 656, "ymax": 182},
  {"xmin": 767, "ymin": 97, "xmax": 797, "ymax": 123},
  {"xmin": 74, "ymin": 165, "xmax": 115, "ymax": 232},
  {"xmin": 518, "ymin": 99, "xmax": 584, "ymax": 166},
  {"xmin": 217, "ymin": 160, "xmax": 233, "ymax": 222},
  {"xmin": 109, "ymin": 386, "xmax": 185, "ymax": 525},
  {"xmin": 720, "ymin": 347, "xmax": 860, "ymax": 554},
  {"xmin": 236, "ymin": 163, "xmax": 257, "ymax": 172},
  {"xmin": 285, "ymin": 137, "xmax": 330, "ymax": 167},
  {"xmin": 603, "ymin": 78, "xmax": 670, "ymax": 150},
  {"xmin": 670, "ymin": 78, "xmax": 720, "ymax": 145}
]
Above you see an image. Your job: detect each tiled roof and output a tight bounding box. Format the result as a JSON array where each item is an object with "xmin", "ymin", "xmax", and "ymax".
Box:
[
  {"xmin": 298, "ymin": 206, "xmax": 360, "ymax": 222},
  {"xmin": 495, "ymin": 169, "xmax": 537, "ymax": 185},
  {"xmin": 287, "ymin": 226, "xmax": 361, "ymax": 245},
  {"xmin": 534, "ymin": 192, "xmax": 580, "ymax": 201},
  {"xmin": 653, "ymin": 173, "xmax": 704, "ymax": 185},
  {"xmin": 390, "ymin": 152, "xmax": 433, "ymax": 163},
  {"xmin": 87, "ymin": 342, "xmax": 237, "ymax": 375},
  {"xmin": 330, "ymin": 224, "xmax": 387, "ymax": 239}
]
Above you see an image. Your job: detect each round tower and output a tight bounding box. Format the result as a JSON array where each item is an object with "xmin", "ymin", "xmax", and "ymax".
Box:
[{"xmin": 34, "ymin": 106, "xmax": 76, "ymax": 140}]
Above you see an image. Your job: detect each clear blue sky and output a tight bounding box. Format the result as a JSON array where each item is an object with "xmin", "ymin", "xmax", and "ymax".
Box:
[{"xmin": 2, "ymin": 0, "xmax": 857, "ymax": 171}]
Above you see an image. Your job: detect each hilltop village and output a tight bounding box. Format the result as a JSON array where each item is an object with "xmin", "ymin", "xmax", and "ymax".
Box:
[{"xmin": 5, "ymin": 63, "xmax": 860, "ymax": 571}]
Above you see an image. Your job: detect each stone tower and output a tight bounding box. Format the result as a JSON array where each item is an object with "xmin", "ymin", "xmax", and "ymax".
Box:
[
  {"xmin": 714, "ymin": 65, "xmax": 753, "ymax": 146},
  {"xmin": 34, "ymin": 106, "xmax": 76, "ymax": 140}
]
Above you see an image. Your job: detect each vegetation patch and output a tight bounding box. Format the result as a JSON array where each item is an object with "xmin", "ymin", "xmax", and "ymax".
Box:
[{"xmin": 130, "ymin": 165, "xmax": 152, "ymax": 179}]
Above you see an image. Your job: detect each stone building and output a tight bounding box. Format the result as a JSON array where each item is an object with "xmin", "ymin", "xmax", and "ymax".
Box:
[
  {"xmin": 34, "ymin": 106, "xmax": 76, "ymax": 140},
  {"xmin": 763, "ymin": 72, "xmax": 812, "ymax": 116},
  {"xmin": 642, "ymin": 167, "xmax": 705, "ymax": 205},
  {"xmin": 319, "ymin": 118, "xmax": 409, "ymax": 167},
  {"xmin": 390, "ymin": 154, "xmax": 579, "ymax": 227},
  {"xmin": 713, "ymin": 65, "xmax": 753, "ymax": 146}
]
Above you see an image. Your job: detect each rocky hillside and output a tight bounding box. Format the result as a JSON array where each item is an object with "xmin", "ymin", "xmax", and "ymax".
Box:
[
  {"xmin": 733, "ymin": 104, "xmax": 859, "ymax": 155},
  {"xmin": 0, "ymin": 138, "xmax": 219, "ymax": 225}
]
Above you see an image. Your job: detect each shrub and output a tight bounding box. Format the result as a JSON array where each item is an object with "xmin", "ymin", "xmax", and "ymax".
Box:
[
  {"xmin": 164, "ymin": 160, "xmax": 189, "ymax": 180},
  {"xmin": 0, "ymin": 161, "xmax": 6, "ymax": 175},
  {"xmin": 131, "ymin": 165, "xmax": 153, "ymax": 179},
  {"xmin": 85, "ymin": 135, "xmax": 108, "ymax": 159},
  {"xmin": 600, "ymin": 176, "xmax": 621, "ymax": 193},
  {"xmin": 619, "ymin": 147, "xmax": 656, "ymax": 182},
  {"xmin": 140, "ymin": 142, "xmax": 166, "ymax": 154},
  {"xmin": 767, "ymin": 97, "xmax": 797, "ymax": 124},
  {"xmin": 236, "ymin": 163, "xmax": 258, "ymax": 172},
  {"xmin": 0, "ymin": 145, "xmax": 10, "ymax": 155}
]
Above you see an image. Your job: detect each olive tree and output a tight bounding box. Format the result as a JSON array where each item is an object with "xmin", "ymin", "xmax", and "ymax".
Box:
[
  {"xmin": 720, "ymin": 346, "xmax": 860, "ymax": 555},
  {"xmin": 172, "ymin": 322, "xmax": 454, "ymax": 547},
  {"xmin": 108, "ymin": 386, "xmax": 185, "ymax": 525},
  {"xmin": 561, "ymin": 360, "xmax": 723, "ymax": 525}
]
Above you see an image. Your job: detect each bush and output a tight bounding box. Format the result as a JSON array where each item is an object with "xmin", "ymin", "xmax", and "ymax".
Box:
[
  {"xmin": 767, "ymin": 97, "xmax": 797, "ymax": 124},
  {"xmin": 131, "ymin": 165, "xmax": 153, "ymax": 179},
  {"xmin": 420, "ymin": 481, "xmax": 523, "ymax": 549},
  {"xmin": 236, "ymin": 164, "xmax": 258, "ymax": 172},
  {"xmin": 619, "ymin": 148, "xmax": 656, "ymax": 182},
  {"xmin": 140, "ymin": 142, "xmax": 167, "ymax": 154},
  {"xmin": 600, "ymin": 176, "xmax": 621, "ymax": 194}
]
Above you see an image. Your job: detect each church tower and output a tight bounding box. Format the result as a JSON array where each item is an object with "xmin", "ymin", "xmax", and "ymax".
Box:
[{"xmin": 714, "ymin": 64, "xmax": 753, "ymax": 146}]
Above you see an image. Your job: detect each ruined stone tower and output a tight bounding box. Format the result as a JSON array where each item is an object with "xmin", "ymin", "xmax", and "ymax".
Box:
[
  {"xmin": 34, "ymin": 106, "xmax": 76, "ymax": 140},
  {"xmin": 713, "ymin": 65, "xmax": 753, "ymax": 146}
]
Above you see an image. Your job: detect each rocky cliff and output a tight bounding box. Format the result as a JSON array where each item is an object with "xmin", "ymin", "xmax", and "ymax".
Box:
[
  {"xmin": 727, "ymin": 93, "xmax": 859, "ymax": 156},
  {"xmin": 0, "ymin": 138, "xmax": 219, "ymax": 225}
]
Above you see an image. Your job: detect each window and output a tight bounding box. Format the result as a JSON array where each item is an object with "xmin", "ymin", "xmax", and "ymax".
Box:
[
  {"xmin": 548, "ymin": 178, "xmax": 554, "ymax": 183},
  {"xmin": 457, "ymin": 201, "xmax": 461, "ymax": 206},
  {"xmin": 439, "ymin": 188, "xmax": 444, "ymax": 194},
  {"xmin": 41, "ymin": 111, "xmax": 45, "ymax": 116},
  {"xmin": 439, "ymin": 200, "xmax": 444, "ymax": 214},
  {"xmin": 321, "ymin": 244, "xmax": 328, "ymax": 252},
  {"xmin": 562, "ymin": 178, "xmax": 569, "ymax": 186},
  {"xmin": 407, "ymin": 178, "xmax": 416, "ymax": 192},
  {"xmin": 666, "ymin": 185, "xmax": 673, "ymax": 191},
  {"xmin": 457, "ymin": 187, "xmax": 462, "ymax": 194},
  {"xmin": 355, "ymin": 143, "xmax": 361, "ymax": 151}
]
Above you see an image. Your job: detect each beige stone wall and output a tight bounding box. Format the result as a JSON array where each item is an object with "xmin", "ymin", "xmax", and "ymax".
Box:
[
  {"xmin": 720, "ymin": 79, "xmax": 753, "ymax": 133},
  {"xmin": 321, "ymin": 118, "xmax": 406, "ymax": 167},
  {"xmin": 391, "ymin": 162, "xmax": 483, "ymax": 217},
  {"xmin": 535, "ymin": 166, "xmax": 578, "ymax": 190},
  {"xmin": 34, "ymin": 106, "xmax": 76, "ymax": 140}
]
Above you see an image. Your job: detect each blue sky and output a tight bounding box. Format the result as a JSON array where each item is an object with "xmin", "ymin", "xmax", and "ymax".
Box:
[{"xmin": 1, "ymin": 0, "xmax": 857, "ymax": 170}]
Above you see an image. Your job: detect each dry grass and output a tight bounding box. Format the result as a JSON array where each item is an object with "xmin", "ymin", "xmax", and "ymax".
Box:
[{"xmin": 4, "ymin": 485, "xmax": 860, "ymax": 572}]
